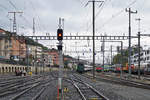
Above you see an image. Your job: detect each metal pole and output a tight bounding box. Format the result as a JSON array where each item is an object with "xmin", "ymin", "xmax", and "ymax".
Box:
[
  {"xmin": 59, "ymin": 18, "xmax": 61, "ymax": 29},
  {"xmin": 138, "ymin": 32, "xmax": 140, "ymax": 79},
  {"xmin": 111, "ymin": 45, "xmax": 112, "ymax": 66},
  {"xmin": 19, "ymin": 37, "xmax": 20, "ymax": 64},
  {"xmin": 58, "ymin": 41, "xmax": 64, "ymax": 99},
  {"xmin": 26, "ymin": 44, "xmax": 29, "ymax": 73},
  {"xmin": 86, "ymin": 1, "xmax": 104, "ymax": 75},
  {"xmin": 136, "ymin": 18, "xmax": 141, "ymax": 79},
  {"xmin": 92, "ymin": 0, "xmax": 96, "ymax": 78},
  {"xmin": 42, "ymin": 53, "xmax": 44, "ymax": 73},
  {"xmin": 8, "ymin": 12, "xmax": 23, "ymax": 33},
  {"xmin": 35, "ymin": 39, "xmax": 38, "ymax": 74},
  {"xmin": 9, "ymin": 18, "xmax": 12, "ymax": 32},
  {"xmin": 128, "ymin": 8, "xmax": 132, "ymax": 77},
  {"xmin": 100, "ymin": 40, "xmax": 124, "ymax": 76},
  {"xmin": 62, "ymin": 18, "xmax": 64, "ymax": 30},
  {"xmin": 13, "ymin": 12, "xmax": 16, "ymax": 33},
  {"xmin": 121, "ymin": 41, "xmax": 123, "ymax": 78},
  {"xmin": 58, "ymin": 18, "xmax": 64, "ymax": 99},
  {"xmin": 33, "ymin": 18, "xmax": 35, "ymax": 36},
  {"xmin": 102, "ymin": 37, "xmax": 105, "ymax": 71},
  {"xmin": 126, "ymin": 8, "xmax": 137, "ymax": 78}
]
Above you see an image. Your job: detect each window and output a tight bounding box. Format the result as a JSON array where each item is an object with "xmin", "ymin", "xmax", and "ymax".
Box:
[
  {"xmin": 5, "ymin": 39, "xmax": 8, "ymax": 43},
  {"xmin": 147, "ymin": 57, "xmax": 149, "ymax": 60},
  {"xmin": 134, "ymin": 55, "xmax": 136, "ymax": 58},
  {"xmin": 147, "ymin": 50, "xmax": 150, "ymax": 54},
  {"xmin": 140, "ymin": 53, "xmax": 143, "ymax": 56},
  {"xmin": 9, "ymin": 39, "xmax": 11, "ymax": 43},
  {"xmin": 4, "ymin": 45, "xmax": 8, "ymax": 49},
  {"xmin": 141, "ymin": 58, "xmax": 143, "ymax": 61}
]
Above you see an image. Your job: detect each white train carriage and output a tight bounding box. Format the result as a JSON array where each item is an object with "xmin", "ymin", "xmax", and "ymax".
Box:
[
  {"xmin": 84, "ymin": 65, "xmax": 93, "ymax": 71},
  {"xmin": 134, "ymin": 63, "xmax": 149, "ymax": 74}
]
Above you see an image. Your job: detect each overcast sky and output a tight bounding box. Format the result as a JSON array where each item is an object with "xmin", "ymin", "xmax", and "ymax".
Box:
[{"xmin": 0, "ymin": 0, "xmax": 150, "ymax": 63}]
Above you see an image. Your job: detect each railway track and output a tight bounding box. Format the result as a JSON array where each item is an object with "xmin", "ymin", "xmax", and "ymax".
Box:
[
  {"xmin": 66, "ymin": 73, "xmax": 109, "ymax": 100},
  {"xmin": 82, "ymin": 72, "xmax": 150, "ymax": 90},
  {"xmin": 10, "ymin": 79, "xmax": 54, "ymax": 100},
  {"xmin": 0, "ymin": 75, "xmax": 38, "ymax": 88},
  {"xmin": 0, "ymin": 72, "xmax": 54, "ymax": 100}
]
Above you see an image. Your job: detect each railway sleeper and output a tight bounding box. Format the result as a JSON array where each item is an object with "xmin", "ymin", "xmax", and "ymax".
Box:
[{"xmin": 79, "ymin": 87, "xmax": 91, "ymax": 91}]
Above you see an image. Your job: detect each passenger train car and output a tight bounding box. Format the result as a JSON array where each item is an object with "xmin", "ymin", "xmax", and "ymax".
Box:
[
  {"xmin": 76, "ymin": 63, "xmax": 93, "ymax": 73},
  {"xmin": 133, "ymin": 63, "xmax": 150, "ymax": 74},
  {"xmin": 113, "ymin": 63, "xmax": 150, "ymax": 75}
]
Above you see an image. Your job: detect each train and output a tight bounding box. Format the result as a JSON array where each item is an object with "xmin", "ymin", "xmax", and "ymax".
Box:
[
  {"xmin": 131, "ymin": 63, "xmax": 150, "ymax": 74},
  {"xmin": 76, "ymin": 63, "xmax": 93, "ymax": 73},
  {"xmin": 112, "ymin": 63, "xmax": 150, "ymax": 75},
  {"xmin": 96, "ymin": 65, "xmax": 113, "ymax": 72},
  {"xmin": 76, "ymin": 62, "xmax": 150, "ymax": 75}
]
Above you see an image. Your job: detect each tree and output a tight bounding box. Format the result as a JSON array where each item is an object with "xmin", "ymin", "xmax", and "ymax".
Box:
[{"xmin": 113, "ymin": 45, "xmax": 142, "ymax": 67}]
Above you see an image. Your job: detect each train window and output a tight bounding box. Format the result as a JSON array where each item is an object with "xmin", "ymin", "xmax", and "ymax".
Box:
[
  {"xmin": 147, "ymin": 64, "xmax": 150, "ymax": 68},
  {"xmin": 134, "ymin": 56, "xmax": 136, "ymax": 58},
  {"xmin": 147, "ymin": 50, "xmax": 149, "ymax": 54}
]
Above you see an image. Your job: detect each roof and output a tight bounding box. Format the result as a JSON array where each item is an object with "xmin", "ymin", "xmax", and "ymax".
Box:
[
  {"xmin": 0, "ymin": 28, "xmax": 5, "ymax": 32},
  {"xmin": 0, "ymin": 30, "xmax": 6, "ymax": 39}
]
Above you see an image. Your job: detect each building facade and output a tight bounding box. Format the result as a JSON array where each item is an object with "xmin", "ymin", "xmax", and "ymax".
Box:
[
  {"xmin": 10, "ymin": 36, "xmax": 26, "ymax": 61},
  {"xmin": 0, "ymin": 29, "xmax": 26, "ymax": 61},
  {"xmin": 0, "ymin": 29, "xmax": 11, "ymax": 59},
  {"xmin": 131, "ymin": 48, "xmax": 150, "ymax": 64},
  {"xmin": 47, "ymin": 49, "xmax": 59, "ymax": 66}
]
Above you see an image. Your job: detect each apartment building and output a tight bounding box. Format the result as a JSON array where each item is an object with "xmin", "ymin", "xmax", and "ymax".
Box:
[
  {"xmin": 0, "ymin": 29, "xmax": 27, "ymax": 61},
  {"xmin": 10, "ymin": 36, "xmax": 26, "ymax": 61},
  {"xmin": 47, "ymin": 49, "xmax": 59, "ymax": 66},
  {"xmin": 131, "ymin": 47, "xmax": 150, "ymax": 64},
  {"xmin": 0, "ymin": 29, "xmax": 11, "ymax": 59},
  {"xmin": 28, "ymin": 44, "xmax": 36, "ymax": 59}
]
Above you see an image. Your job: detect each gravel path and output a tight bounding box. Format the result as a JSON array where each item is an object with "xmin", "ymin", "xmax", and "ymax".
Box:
[
  {"xmin": 62, "ymin": 79, "xmax": 82, "ymax": 100},
  {"xmin": 1, "ymin": 71, "xmax": 150, "ymax": 100},
  {"xmin": 37, "ymin": 80, "xmax": 58, "ymax": 100},
  {"xmin": 76, "ymin": 73, "xmax": 150, "ymax": 100}
]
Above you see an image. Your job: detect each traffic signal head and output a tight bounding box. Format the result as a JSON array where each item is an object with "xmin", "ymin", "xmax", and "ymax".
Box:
[
  {"xmin": 57, "ymin": 29, "xmax": 63, "ymax": 40},
  {"xmin": 57, "ymin": 45, "xmax": 63, "ymax": 51}
]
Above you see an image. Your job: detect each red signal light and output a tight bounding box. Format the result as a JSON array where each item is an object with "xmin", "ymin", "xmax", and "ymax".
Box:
[{"xmin": 57, "ymin": 29, "xmax": 63, "ymax": 40}]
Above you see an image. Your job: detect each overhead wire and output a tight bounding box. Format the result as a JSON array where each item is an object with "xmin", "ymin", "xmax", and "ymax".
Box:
[
  {"xmin": 0, "ymin": 2, "xmax": 12, "ymax": 30},
  {"xmin": 96, "ymin": 0, "xmax": 139, "ymax": 32},
  {"xmin": 85, "ymin": 0, "xmax": 108, "ymax": 33},
  {"xmin": 28, "ymin": 0, "xmax": 46, "ymax": 34},
  {"xmin": 76, "ymin": 0, "xmax": 86, "ymax": 7},
  {"xmin": 0, "ymin": 4, "xmax": 9, "ymax": 11},
  {"xmin": 7, "ymin": 0, "xmax": 18, "ymax": 11},
  {"xmin": 73, "ymin": 0, "xmax": 91, "ymax": 58},
  {"xmin": 6, "ymin": 0, "xmax": 35, "ymax": 35},
  {"xmin": 74, "ymin": 0, "xmax": 92, "ymax": 34},
  {"xmin": 7, "ymin": 0, "xmax": 46, "ymax": 35}
]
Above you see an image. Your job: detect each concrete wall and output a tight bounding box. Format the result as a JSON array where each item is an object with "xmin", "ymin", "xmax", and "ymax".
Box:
[{"xmin": 0, "ymin": 63, "xmax": 51, "ymax": 74}]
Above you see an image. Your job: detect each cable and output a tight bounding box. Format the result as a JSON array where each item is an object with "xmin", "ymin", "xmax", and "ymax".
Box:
[
  {"xmin": 28, "ymin": 0, "xmax": 46, "ymax": 33},
  {"xmin": 96, "ymin": 0, "xmax": 139, "ymax": 32},
  {"xmin": 7, "ymin": 0, "xmax": 18, "ymax": 10},
  {"xmin": 0, "ymin": 4, "xmax": 9, "ymax": 11},
  {"xmin": 85, "ymin": 0, "xmax": 107, "ymax": 33},
  {"xmin": 76, "ymin": 0, "xmax": 86, "ymax": 7},
  {"xmin": 20, "ymin": 15, "xmax": 32, "ymax": 28}
]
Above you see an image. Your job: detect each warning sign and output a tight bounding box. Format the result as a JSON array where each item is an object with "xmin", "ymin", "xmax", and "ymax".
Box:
[{"xmin": 64, "ymin": 87, "xmax": 68, "ymax": 92}]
